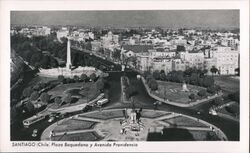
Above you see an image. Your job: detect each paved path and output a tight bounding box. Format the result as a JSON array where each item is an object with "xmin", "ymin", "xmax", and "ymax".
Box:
[
  {"xmin": 155, "ymin": 113, "xmax": 180, "ymax": 121},
  {"xmin": 73, "ymin": 116, "xmax": 104, "ymax": 123},
  {"xmin": 53, "ymin": 129, "xmax": 96, "ymax": 136}
]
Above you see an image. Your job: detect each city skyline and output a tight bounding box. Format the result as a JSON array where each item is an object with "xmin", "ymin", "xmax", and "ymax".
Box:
[{"xmin": 11, "ymin": 10, "xmax": 239, "ymax": 29}]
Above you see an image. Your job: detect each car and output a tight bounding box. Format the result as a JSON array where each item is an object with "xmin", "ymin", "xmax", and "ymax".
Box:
[
  {"xmin": 33, "ymin": 129, "xmax": 38, "ymax": 133},
  {"xmin": 32, "ymin": 129, "xmax": 38, "ymax": 137},
  {"xmin": 82, "ymin": 105, "xmax": 92, "ymax": 112},
  {"xmin": 48, "ymin": 117, "xmax": 55, "ymax": 123}
]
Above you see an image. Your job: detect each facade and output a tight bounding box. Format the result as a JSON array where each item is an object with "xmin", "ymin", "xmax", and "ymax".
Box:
[
  {"xmin": 180, "ymin": 51, "xmax": 205, "ymax": 69},
  {"xmin": 151, "ymin": 57, "xmax": 172, "ymax": 74},
  {"xmin": 213, "ymin": 50, "xmax": 239, "ymax": 75},
  {"xmin": 136, "ymin": 53, "xmax": 151, "ymax": 72},
  {"xmin": 57, "ymin": 28, "xmax": 69, "ymax": 42},
  {"xmin": 149, "ymin": 49, "xmax": 176, "ymax": 58},
  {"xmin": 172, "ymin": 58, "xmax": 186, "ymax": 71}
]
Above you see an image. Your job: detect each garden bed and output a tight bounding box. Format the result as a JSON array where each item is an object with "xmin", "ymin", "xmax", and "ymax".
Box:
[
  {"xmin": 163, "ymin": 116, "xmax": 208, "ymax": 127},
  {"xmin": 53, "ymin": 119, "xmax": 96, "ymax": 133}
]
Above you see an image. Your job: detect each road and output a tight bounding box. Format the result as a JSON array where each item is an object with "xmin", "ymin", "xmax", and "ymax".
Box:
[{"xmin": 11, "ymin": 49, "xmax": 239, "ymax": 141}]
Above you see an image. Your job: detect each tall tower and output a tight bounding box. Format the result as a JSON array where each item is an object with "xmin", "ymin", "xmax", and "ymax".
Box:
[{"xmin": 66, "ymin": 37, "xmax": 72, "ymax": 70}]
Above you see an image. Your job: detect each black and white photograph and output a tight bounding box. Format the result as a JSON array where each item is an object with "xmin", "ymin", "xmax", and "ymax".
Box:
[
  {"xmin": 10, "ymin": 10, "xmax": 240, "ymax": 142},
  {"xmin": 0, "ymin": 0, "xmax": 249, "ymax": 152}
]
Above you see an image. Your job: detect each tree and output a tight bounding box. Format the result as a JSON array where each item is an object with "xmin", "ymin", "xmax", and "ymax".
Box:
[
  {"xmin": 22, "ymin": 87, "xmax": 33, "ymax": 98},
  {"xmin": 73, "ymin": 75, "xmax": 80, "ymax": 82},
  {"xmin": 235, "ymin": 68, "xmax": 240, "ymax": 76},
  {"xmin": 203, "ymin": 76, "xmax": 214, "ymax": 87},
  {"xmin": 40, "ymin": 92, "xmax": 50, "ymax": 104},
  {"xmin": 177, "ymin": 45, "xmax": 185, "ymax": 52},
  {"xmin": 213, "ymin": 97, "xmax": 223, "ymax": 106},
  {"xmin": 210, "ymin": 66, "xmax": 218, "ymax": 76},
  {"xmin": 58, "ymin": 75, "xmax": 65, "ymax": 83},
  {"xmin": 80, "ymin": 73, "xmax": 88, "ymax": 82},
  {"xmin": 85, "ymin": 42, "xmax": 92, "ymax": 51},
  {"xmin": 126, "ymin": 85, "xmax": 136, "ymax": 99},
  {"xmin": 197, "ymin": 89, "xmax": 207, "ymax": 98},
  {"xmin": 160, "ymin": 72, "xmax": 167, "ymax": 81},
  {"xmin": 146, "ymin": 75, "xmax": 154, "ymax": 84},
  {"xmin": 49, "ymin": 57, "xmax": 58, "ymax": 68},
  {"xmin": 112, "ymin": 49, "xmax": 121, "ymax": 61},
  {"xmin": 189, "ymin": 93, "xmax": 195, "ymax": 101},
  {"xmin": 30, "ymin": 91, "xmax": 39, "ymax": 101},
  {"xmin": 89, "ymin": 73, "xmax": 97, "ymax": 81},
  {"xmin": 153, "ymin": 70, "xmax": 161, "ymax": 80},
  {"xmin": 96, "ymin": 78, "xmax": 105, "ymax": 91},
  {"xmin": 190, "ymin": 73, "xmax": 199, "ymax": 85},
  {"xmin": 24, "ymin": 101, "xmax": 35, "ymax": 113},
  {"xmin": 149, "ymin": 80, "xmax": 158, "ymax": 91},
  {"xmin": 64, "ymin": 94, "xmax": 72, "ymax": 103},
  {"xmin": 207, "ymin": 85, "xmax": 216, "ymax": 94},
  {"xmin": 40, "ymin": 55, "xmax": 50, "ymax": 69},
  {"xmin": 228, "ymin": 91, "xmax": 240, "ymax": 103},
  {"xmin": 54, "ymin": 97, "xmax": 62, "ymax": 104}
]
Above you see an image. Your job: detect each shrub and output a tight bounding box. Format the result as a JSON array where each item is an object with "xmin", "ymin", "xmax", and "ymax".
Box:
[
  {"xmin": 197, "ymin": 89, "xmax": 207, "ymax": 98},
  {"xmin": 30, "ymin": 91, "xmax": 39, "ymax": 101}
]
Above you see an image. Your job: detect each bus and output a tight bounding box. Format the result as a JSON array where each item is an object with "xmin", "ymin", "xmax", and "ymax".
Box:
[
  {"xmin": 23, "ymin": 114, "xmax": 46, "ymax": 128},
  {"xmin": 97, "ymin": 98, "xmax": 109, "ymax": 106}
]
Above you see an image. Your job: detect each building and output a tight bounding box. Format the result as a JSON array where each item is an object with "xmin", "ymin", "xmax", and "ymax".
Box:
[
  {"xmin": 213, "ymin": 49, "xmax": 239, "ymax": 75},
  {"xmin": 172, "ymin": 58, "xmax": 186, "ymax": 71},
  {"xmin": 180, "ymin": 51, "xmax": 205, "ymax": 69},
  {"xmin": 148, "ymin": 48, "xmax": 176, "ymax": 58},
  {"xmin": 57, "ymin": 27, "xmax": 69, "ymax": 42},
  {"xmin": 151, "ymin": 56, "xmax": 172, "ymax": 74},
  {"xmin": 136, "ymin": 52, "xmax": 151, "ymax": 72}
]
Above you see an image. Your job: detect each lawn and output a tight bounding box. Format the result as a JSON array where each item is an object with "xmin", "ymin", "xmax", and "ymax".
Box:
[
  {"xmin": 80, "ymin": 110, "xmax": 124, "ymax": 120},
  {"xmin": 48, "ymin": 82, "xmax": 84, "ymax": 98},
  {"xmin": 189, "ymin": 131, "xmax": 220, "ymax": 141},
  {"xmin": 163, "ymin": 116, "xmax": 208, "ymax": 127},
  {"xmin": 214, "ymin": 76, "xmax": 239, "ymax": 94},
  {"xmin": 53, "ymin": 119, "xmax": 96, "ymax": 133},
  {"xmin": 141, "ymin": 110, "xmax": 171, "ymax": 119},
  {"xmin": 51, "ymin": 132, "xmax": 100, "ymax": 141},
  {"xmin": 217, "ymin": 102, "xmax": 239, "ymax": 118},
  {"xmin": 154, "ymin": 81, "xmax": 206, "ymax": 103},
  {"xmin": 48, "ymin": 81, "xmax": 100, "ymax": 109}
]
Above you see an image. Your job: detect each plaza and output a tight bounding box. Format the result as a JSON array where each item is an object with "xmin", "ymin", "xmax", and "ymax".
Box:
[{"xmin": 41, "ymin": 109, "xmax": 226, "ymax": 141}]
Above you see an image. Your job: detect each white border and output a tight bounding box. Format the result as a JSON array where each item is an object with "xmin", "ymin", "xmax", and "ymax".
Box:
[{"xmin": 0, "ymin": 0, "xmax": 249, "ymax": 152}]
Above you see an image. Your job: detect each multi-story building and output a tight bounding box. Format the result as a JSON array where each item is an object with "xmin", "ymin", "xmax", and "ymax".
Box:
[
  {"xmin": 136, "ymin": 52, "xmax": 151, "ymax": 72},
  {"xmin": 151, "ymin": 57, "xmax": 172, "ymax": 74},
  {"xmin": 213, "ymin": 49, "xmax": 239, "ymax": 75},
  {"xmin": 172, "ymin": 58, "xmax": 186, "ymax": 71},
  {"xmin": 180, "ymin": 51, "xmax": 205, "ymax": 69},
  {"xmin": 57, "ymin": 27, "xmax": 69, "ymax": 42},
  {"xmin": 148, "ymin": 48, "xmax": 176, "ymax": 58}
]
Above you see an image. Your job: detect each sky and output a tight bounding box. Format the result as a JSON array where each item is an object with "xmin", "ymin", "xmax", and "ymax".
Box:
[{"xmin": 11, "ymin": 10, "xmax": 239, "ymax": 29}]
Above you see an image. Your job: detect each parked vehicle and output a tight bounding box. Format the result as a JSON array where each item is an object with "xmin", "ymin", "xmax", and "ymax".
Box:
[
  {"xmin": 82, "ymin": 105, "xmax": 92, "ymax": 112},
  {"xmin": 48, "ymin": 116, "xmax": 55, "ymax": 123},
  {"xmin": 32, "ymin": 129, "xmax": 38, "ymax": 137},
  {"xmin": 97, "ymin": 98, "xmax": 109, "ymax": 106},
  {"xmin": 23, "ymin": 115, "xmax": 45, "ymax": 128}
]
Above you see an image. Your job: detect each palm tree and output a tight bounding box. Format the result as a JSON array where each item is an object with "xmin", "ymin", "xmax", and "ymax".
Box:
[{"xmin": 210, "ymin": 66, "xmax": 218, "ymax": 76}]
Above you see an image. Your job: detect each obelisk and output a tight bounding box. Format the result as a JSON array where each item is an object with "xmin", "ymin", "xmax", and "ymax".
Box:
[{"xmin": 66, "ymin": 37, "xmax": 72, "ymax": 70}]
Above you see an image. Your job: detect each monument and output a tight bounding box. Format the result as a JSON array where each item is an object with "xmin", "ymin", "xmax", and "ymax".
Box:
[
  {"xmin": 37, "ymin": 35, "xmax": 102, "ymax": 78},
  {"xmin": 66, "ymin": 37, "xmax": 72, "ymax": 70},
  {"xmin": 120, "ymin": 108, "xmax": 145, "ymax": 134},
  {"xmin": 182, "ymin": 82, "xmax": 189, "ymax": 92}
]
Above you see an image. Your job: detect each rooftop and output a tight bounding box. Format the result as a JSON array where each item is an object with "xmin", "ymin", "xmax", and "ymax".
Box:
[{"xmin": 122, "ymin": 45, "xmax": 153, "ymax": 53}]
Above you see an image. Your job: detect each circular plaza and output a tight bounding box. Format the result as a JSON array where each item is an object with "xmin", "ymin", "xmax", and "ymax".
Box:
[{"xmin": 41, "ymin": 109, "xmax": 227, "ymax": 141}]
